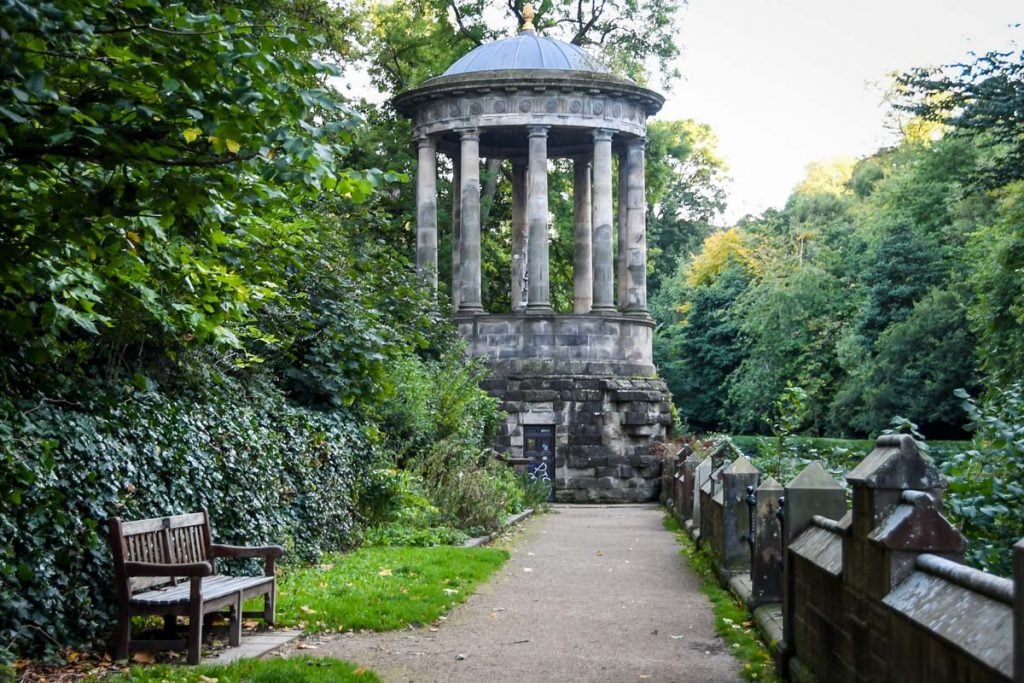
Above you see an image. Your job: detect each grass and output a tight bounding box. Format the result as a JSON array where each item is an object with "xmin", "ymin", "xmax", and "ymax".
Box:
[
  {"xmin": 98, "ymin": 655, "xmax": 379, "ymax": 682},
  {"xmin": 267, "ymin": 546, "xmax": 509, "ymax": 633},
  {"xmin": 664, "ymin": 514, "xmax": 779, "ymax": 682}
]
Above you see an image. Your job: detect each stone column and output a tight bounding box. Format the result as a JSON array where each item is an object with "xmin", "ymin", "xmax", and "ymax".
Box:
[
  {"xmin": 415, "ymin": 135, "xmax": 437, "ymax": 293},
  {"xmin": 572, "ymin": 156, "xmax": 593, "ymax": 313},
  {"xmin": 526, "ymin": 125, "xmax": 552, "ymax": 313},
  {"xmin": 624, "ymin": 137, "xmax": 648, "ymax": 314},
  {"xmin": 617, "ymin": 148, "xmax": 628, "ymax": 308},
  {"xmin": 451, "ymin": 150, "xmax": 462, "ymax": 311},
  {"xmin": 591, "ymin": 129, "xmax": 615, "ymax": 312},
  {"xmin": 458, "ymin": 129, "xmax": 483, "ymax": 313},
  {"xmin": 511, "ymin": 160, "xmax": 528, "ymax": 312}
]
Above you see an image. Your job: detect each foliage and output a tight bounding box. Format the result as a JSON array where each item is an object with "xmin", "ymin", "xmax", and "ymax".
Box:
[
  {"xmin": 940, "ymin": 384, "xmax": 1024, "ymax": 576},
  {"xmin": 272, "ymin": 546, "xmax": 508, "ymax": 632},
  {"xmin": 103, "ymin": 656, "xmax": 379, "ymax": 682},
  {"xmin": 654, "ymin": 120, "xmax": 995, "ymax": 439},
  {"xmin": 653, "ymin": 264, "xmax": 749, "ymax": 432},
  {"xmin": 0, "ymin": 378, "xmax": 372, "ymax": 662},
  {"xmin": 0, "ymin": 0, "xmax": 379, "ymax": 376},
  {"xmin": 357, "ymin": 468, "xmax": 469, "ymax": 547},
  {"xmin": 967, "ymin": 181, "xmax": 1024, "ymax": 391},
  {"xmin": 897, "ymin": 48, "xmax": 1024, "ymax": 189},
  {"xmin": 416, "ymin": 446, "xmax": 522, "ymax": 535}
]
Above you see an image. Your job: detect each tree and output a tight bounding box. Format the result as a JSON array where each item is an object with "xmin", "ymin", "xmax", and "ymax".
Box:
[
  {"xmin": 0, "ymin": 0, "xmax": 379, "ymax": 389},
  {"xmin": 898, "ymin": 48, "xmax": 1024, "ymax": 189},
  {"xmin": 645, "ymin": 120, "xmax": 729, "ymax": 297}
]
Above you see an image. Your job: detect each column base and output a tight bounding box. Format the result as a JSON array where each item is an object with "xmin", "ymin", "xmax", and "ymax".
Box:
[
  {"xmin": 457, "ymin": 304, "xmax": 485, "ymax": 314},
  {"xmin": 525, "ymin": 303, "xmax": 554, "ymax": 315},
  {"xmin": 590, "ymin": 305, "xmax": 617, "ymax": 314}
]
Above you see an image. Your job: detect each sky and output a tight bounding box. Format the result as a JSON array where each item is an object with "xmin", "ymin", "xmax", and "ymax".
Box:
[{"xmin": 660, "ymin": 0, "xmax": 1021, "ymax": 224}]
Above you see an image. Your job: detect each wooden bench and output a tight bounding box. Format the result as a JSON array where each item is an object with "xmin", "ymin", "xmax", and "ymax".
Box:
[{"xmin": 107, "ymin": 509, "xmax": 284, "ymax": 664}]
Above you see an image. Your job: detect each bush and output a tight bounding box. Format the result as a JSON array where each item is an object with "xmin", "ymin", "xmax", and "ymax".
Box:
[{"xmin": 0, "ymin": 377, "xmax": 374, "ymax": 661}]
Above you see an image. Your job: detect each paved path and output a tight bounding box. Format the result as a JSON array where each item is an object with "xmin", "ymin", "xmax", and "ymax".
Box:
[{"xmin": 284, "ymin": 505, "xmax": 741, "ymax": 682}]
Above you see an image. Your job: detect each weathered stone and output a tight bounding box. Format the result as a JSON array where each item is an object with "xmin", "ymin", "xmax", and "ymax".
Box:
[
  {"xmin": 721, "ymin": 456, "xmax": 760, "ymax": 570},
  {"xmin": 751, "ymin": 476, "xmax": 783, "ymax": 604}
]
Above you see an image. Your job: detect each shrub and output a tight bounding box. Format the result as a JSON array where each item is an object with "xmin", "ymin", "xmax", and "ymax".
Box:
[{"xmin": 0, "ymin": 377, "xmax": 373, "ymax": 661}]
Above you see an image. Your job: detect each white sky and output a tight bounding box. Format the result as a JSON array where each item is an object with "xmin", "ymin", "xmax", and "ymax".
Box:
[{"xmin": 660, "ymin": 0, "xmax": 1021, "ymax": 224}]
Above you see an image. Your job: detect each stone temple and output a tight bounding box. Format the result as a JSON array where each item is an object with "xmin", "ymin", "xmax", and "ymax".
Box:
[{"xmin": 394, "ymin": 8, "xmax": 672, "ymax": 502}]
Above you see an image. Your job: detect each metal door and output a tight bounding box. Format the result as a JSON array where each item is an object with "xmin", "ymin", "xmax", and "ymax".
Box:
[{"xmin": 523, "ymin": 425, "xmax": 555, "ymax": 500}]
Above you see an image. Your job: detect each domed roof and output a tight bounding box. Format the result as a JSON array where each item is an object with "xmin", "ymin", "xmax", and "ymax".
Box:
[{"xmin": 442, "ymin": 31, "xmax": 612, "ymax": 76}]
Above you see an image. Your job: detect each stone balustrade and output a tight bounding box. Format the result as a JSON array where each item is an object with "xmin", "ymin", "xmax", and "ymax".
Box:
[{"xmin": 667, "ymin": 434, "xmax": 1021, "ymax": 682}]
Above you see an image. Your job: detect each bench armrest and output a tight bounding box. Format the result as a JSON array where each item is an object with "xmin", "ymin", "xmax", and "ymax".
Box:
[
  {"xmin": 210, "ymin": 544, "xmax": 284, "ymax": 560},
  {"xmin": 124, "ymin": 561, "xmax": 213, "ymax": 577}
]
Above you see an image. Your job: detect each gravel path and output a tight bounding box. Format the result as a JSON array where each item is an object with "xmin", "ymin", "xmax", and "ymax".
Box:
[{"xmin": 282, "ymin": 504, "xmax": 742, "ymax": 682}]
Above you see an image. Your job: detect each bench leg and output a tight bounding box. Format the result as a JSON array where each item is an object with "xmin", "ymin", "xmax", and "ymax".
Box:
[
  {"xmin": 115, "ymin": 613, "xmax": 131, "ymax": 661},
  {"xmin": 187, "ymin": 580, "xmax": 203, "ymax": 665},
  {"xmin": 229, "ymin": 594, "xmax": 242, "ymax": 647},
  {"xmin": 264, "ymin": 586, "xmax": 276, "ymax": 625}
]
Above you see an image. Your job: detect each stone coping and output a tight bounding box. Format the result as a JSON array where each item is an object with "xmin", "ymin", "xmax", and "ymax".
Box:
[{"xmin": 394, "ymin": 70, "xmax": 664, "ymax": 117}]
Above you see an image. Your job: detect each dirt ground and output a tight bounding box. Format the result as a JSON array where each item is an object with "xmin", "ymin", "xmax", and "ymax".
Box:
[{"xmin": 278, "ymin": 504, "xmax": 742, "ymax": 683}]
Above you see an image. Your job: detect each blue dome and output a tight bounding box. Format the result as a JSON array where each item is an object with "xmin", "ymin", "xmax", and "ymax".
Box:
[{"xmin": 442, "ymin": 32, "xmax": 612, "ymax": 76}]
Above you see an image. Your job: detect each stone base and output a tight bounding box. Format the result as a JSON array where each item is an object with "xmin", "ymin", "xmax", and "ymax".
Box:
[{"xmin": 483, "ymin": 374, "xmax": 672, "ymax": 502}]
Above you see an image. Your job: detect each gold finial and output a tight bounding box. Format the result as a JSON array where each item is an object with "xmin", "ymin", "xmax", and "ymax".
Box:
[{"xmin": 521, "ymin": 3, "xmax": 536, "ymax": 32}]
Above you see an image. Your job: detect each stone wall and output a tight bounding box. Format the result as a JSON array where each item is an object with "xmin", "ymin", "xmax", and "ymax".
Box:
[
  {"xmin": 482, "ymin": 374, "xmax": 671, "ymax": 502},
  {"xmin": 669, "ymin": 435, "xmax": 1021, "ymax": 682},
  {"xmin": 456, "ymin": 312, "xmax": 655, "ymax": 377}
]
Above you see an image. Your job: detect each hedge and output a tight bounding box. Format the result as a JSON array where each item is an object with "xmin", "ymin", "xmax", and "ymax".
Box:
[{"xmin": 0, "ymin": 379, "xmax": 373, "ymax": 661}]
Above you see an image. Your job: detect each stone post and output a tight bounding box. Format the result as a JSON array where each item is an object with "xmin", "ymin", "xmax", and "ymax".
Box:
[
  {"xmin": 617, "ymin": 149, "xmax": 628, "ymax": 308},
  {"xmin": 845, "ymin": 434, "xmax": 957, "ymax": 599},
  {"xmin": 511, "ymin": 160, "xmax": 528, "ymax": 312},
  {"xmin": 752, "ymin": 476, "xmax": 783, "ymax": 604},
  {"xmin": 526, "ymin": 125, "xmax": 552, "ymax": 313},
  {"xmin": 457, "ymin": 129, "xmax": 482, "ymax": 313},
  {"xmin": 450, "ymin": 149, "xmax": 462, "ymax": 311},
  {"xmin": 679, "ymin": 448, "xmax": 699, "ymax": 523},
  {"xmin": 721, "ymin": 455, "xmax": 760, "ymax": 570},
  {"xmin": 572, "ymin": 156, "xmax": 593, "ymax": 313},
  {"xmin": 783, "ymin": 461, "xmax": 846, "ymax": 545},
  {"xmin": 780, "ymin": 461, "xmax": 846, "ymax": 673},
  {"xmin": 415, "ymin": 135, "xmax": 437, "ymax": 293},
  {"xmin": 1015, "ymin": 538, "xmax": 1023, "ymax": 683},
  {"xmin": 591, "ymin": 129, "xmax": 615, "ymax": 312},
  {"xmin": 689, "ymin": 455, "xmax": 712, "ymax": 537},
  {"xmin": 623, "ymin": 138, "xmax": 648, "ymax": 314}
]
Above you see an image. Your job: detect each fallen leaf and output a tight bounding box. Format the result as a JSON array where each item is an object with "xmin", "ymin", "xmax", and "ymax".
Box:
[
  {"xmin": 595, "ymin": 550, "xmax": 604, "ymax": 556},
  {"xmin": 378, "ymin": 568, "xmax": 393, "ymax": 577},
  {"xmin": 354, "ymin": 668, "xmax": 368, "ymax": 675},
  {"xmin": 296, "ymin": 643, "xmax": 318, "ymax": 650},
  {"xmin": 299, "ymin": 605, "xmax": 317, "ymax": 614},
  {"xmin": 522, "ymin": 567, "xmax": 533, "ymax": 572},
  {"xmin": 131, "ymin": 652, "xmax": 155, "ymax": 664},
  {"xmin": 198, "ymin": 676, "xmax": 219, "ymax": 683},
  {"xmin": 442, "ymin": 588, "xmax": 458, "ymax": 595}
]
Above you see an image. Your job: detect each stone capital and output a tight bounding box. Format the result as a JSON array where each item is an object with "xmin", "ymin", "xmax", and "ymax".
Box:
[
  {"xmin": 415, "ymin": 135, "xmax": 436, "ymax": 150},
  {"xmin": 527, "ymin": 125, "xmax": 550, "ymax": 138},
  {"xmin": 593, "ymin": 128, "xmax": 615, "ymax": 142},
  {"xmin": 457, "ymin": 127, "xmax": 480, "ymax": 141}
]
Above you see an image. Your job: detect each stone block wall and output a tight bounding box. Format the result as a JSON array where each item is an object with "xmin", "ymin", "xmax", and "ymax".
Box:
[
  {"xmin": 669, "ymin": 435, "xmax": 1020, "ymax": 683},
  {"xmin": 482, "ymin": 374, "xmax": 671, "ymax": 502}
]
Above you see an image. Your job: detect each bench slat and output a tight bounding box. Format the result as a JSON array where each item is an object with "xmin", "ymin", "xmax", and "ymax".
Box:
[
  {"xmin": 121, "ymin": 512, "xmax": 207, "ymax": 535},
  {"xmin": 131, "ymin": 575, "xmax": 274, "ymax": 607}
]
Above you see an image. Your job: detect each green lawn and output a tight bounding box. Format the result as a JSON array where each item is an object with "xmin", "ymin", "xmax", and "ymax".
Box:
[
  {"xmin": 101, "ymin": 656, "xmax": 378, "ymax": 682},
  {"xmin": 269, "ymin": 546, "xmax": 510, "ymax": 633}
]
